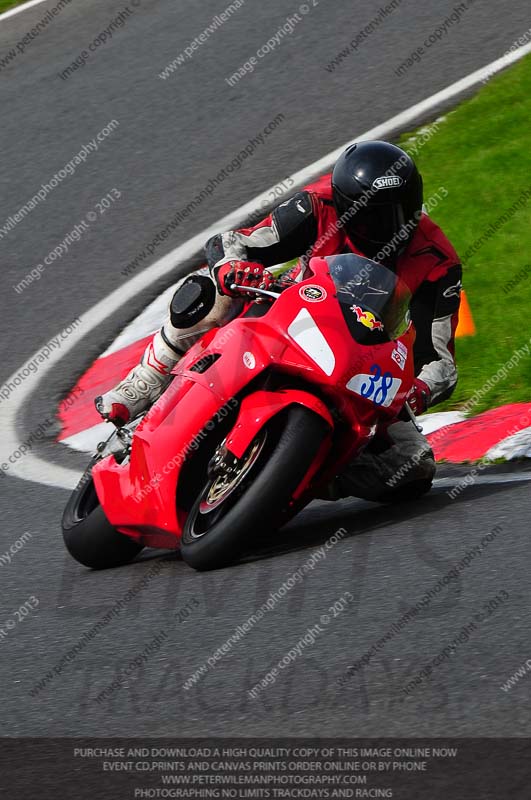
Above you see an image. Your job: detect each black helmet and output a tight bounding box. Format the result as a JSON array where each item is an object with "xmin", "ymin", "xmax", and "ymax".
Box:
[{"xmin": 332, "ymin": 140, "xmax": 423, "ymax": 263}]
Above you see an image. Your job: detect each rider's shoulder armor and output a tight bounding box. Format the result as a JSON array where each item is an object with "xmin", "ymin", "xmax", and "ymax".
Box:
[{"xmin": 272, "ymin": 191, "xmax": 315, "ymax": 235}]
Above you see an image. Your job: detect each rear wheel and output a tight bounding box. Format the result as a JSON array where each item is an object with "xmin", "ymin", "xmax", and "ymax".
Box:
[
  {"xmin": 62, "ymin": 457, "xmax": 143, "ymax": 569},
  {"xmin": 180, "ymin": 406, "xmax": 329, "ymax": 570}
]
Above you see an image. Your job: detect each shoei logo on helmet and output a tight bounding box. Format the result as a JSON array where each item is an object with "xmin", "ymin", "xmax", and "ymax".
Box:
[{"xmin": 372, "ymin": 176, "xmax": 403, "ymax": 190}]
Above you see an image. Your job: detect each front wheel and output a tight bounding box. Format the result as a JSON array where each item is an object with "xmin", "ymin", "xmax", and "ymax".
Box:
[
  {"xmin": 62, "ymin": 457, "xmax": 143, "ymax": 569},
  {"xmin": 180, "ymin": 406, "xmax": 329, "ymax": 570}
]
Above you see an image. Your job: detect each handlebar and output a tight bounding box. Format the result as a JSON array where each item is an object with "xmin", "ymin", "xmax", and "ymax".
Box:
[{"xmin": 229, "ymin": 283, "xmax": 287, "ymax": 301}]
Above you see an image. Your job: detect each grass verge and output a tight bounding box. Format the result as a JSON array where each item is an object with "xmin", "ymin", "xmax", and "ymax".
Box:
[
  {"xmin": 0, "ymin": 0, "xmax": 29, "ymax": 13},
  {"xmin": 398, "ymin": 54, "xmax": 531, "ymax": 414}
]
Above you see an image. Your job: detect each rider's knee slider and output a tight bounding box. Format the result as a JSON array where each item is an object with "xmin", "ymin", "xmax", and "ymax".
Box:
[{"xmin": 170, "ymin": 275, "xmax": 216, "ymax": 328}]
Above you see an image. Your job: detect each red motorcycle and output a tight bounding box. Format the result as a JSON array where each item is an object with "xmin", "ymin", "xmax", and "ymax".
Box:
[{"xmin": 62, "ymin": 253, "xmax": 415, "ymax": 571}]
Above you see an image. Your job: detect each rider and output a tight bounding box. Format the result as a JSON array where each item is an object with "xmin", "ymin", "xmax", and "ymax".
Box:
[{"xmin": 96, "ymin": 140, "xmax": 462, "ymax": 501}]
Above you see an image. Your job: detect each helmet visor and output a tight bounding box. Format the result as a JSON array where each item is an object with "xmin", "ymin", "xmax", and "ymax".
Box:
[
  {"xmin": 338, "ymin": 197, "xmax": 405, "ymax": 244},
  {"xmin": 333, "ymin": 186, "xmax": 417, "ymax": 259},
  {"xmin": 347, "ymin": 202, "xmax": 405, "ymax": 245}
]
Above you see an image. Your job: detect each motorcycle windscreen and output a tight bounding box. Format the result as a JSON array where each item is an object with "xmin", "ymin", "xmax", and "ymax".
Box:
[{"xmin": 325, "ymin": 254, "xmax": 411, "ymax": 344}]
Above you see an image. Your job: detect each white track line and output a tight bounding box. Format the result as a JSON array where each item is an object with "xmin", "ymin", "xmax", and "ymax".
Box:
[
  {"xmin": 2, "ymin": 42, "xmax": 531, "ymax": 490},
  {"xmin": 0, "ymin": 0, "xmax": 47, "ymax": 22},
  {"xmin": 433, "ymin": 472, "xmax": 531, "ymax": 490}
]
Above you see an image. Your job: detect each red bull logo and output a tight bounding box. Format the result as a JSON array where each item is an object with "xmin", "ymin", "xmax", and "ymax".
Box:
[{"xmin": 351, "ymin": 305, "xmax": 384, "ymax": 331}]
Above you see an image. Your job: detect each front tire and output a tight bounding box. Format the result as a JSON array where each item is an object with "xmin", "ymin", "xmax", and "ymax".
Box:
[
  {"xmin": 62, "ymin": 458, "xmax": 143, "ymax": 569},
  {"xmin": 180, "ymin": 406, "xmax": 329, "ymax": 571}
]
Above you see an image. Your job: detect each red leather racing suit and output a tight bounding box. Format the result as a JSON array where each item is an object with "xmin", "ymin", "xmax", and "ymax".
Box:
[{"xmin": 205, "ymin": 174, "xmax": 462, "ymax": 407}]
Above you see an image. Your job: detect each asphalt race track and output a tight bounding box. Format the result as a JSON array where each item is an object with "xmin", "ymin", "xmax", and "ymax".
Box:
[{"xmin": 1, "ymin": 0, "xmax": 530, "ymax": 739}]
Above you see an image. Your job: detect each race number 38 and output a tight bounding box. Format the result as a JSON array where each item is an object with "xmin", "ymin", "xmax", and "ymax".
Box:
[{"xmin": 346, "ymin": 364, "xmax": 402, "ymax": 408}]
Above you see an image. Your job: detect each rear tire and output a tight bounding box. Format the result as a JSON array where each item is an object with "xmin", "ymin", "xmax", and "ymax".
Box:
[
  {"xmin": 180, "ymin": 406, "xmax": 329, "ymax": 571},
  {"xmin": 62, "ymin": 458, "xmax": 143, "ymax": 569}
]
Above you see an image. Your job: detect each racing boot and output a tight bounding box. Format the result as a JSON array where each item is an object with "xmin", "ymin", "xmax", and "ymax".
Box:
[
  {"xmin": 96, "ymin": 272, "xmax": 241, "ymax": 427},
  {"xmin": 95, "ymin": 331, "xmax": 183, "ymax": 427},
  {"xmin": 319, "ymin": 420, "xmax": 435, "ymax": 503}
]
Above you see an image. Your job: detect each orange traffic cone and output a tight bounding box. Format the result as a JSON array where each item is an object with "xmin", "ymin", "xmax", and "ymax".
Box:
[{"xmin": 455, "ymin": 290, "xmax": 476, "ymax": 337}]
